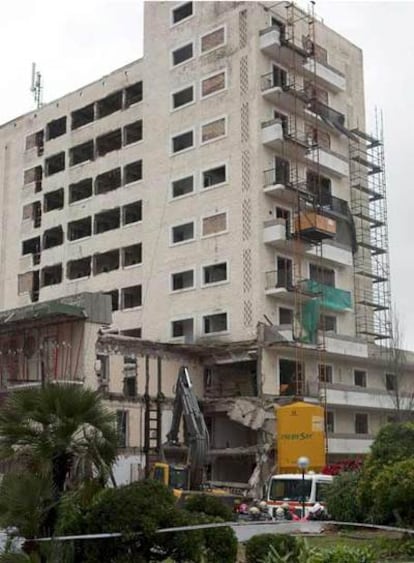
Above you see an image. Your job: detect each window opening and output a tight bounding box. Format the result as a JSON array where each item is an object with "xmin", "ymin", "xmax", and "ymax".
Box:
[
  {"xmin": 69, "ymin": 178, "xmax": 93, "ymax": 203},
  {"xmin": 203, "ymin": 165, "xmax": 226, "ymax": 188},
  {"xmin": 172, "ymin": 222, "xmax": 194, "ymax": 243},
  {"xmin": 68, "ymin": 217, "xmax": 92, "ymax": 241},
  {"xmin": 319, "ymin": 314, "xmax": 337, "ymax": 333},
  {"xmin": 172, "ymin": 270, "xmax": 194, "ymax": 291},
  {"xmin": 326, "ymin": 411, "xmax": 335, "ymax": 433},
  {"xmin": 95, "ymin": 168, "xmax": 121, "ymax": 195},
  {"xmin": 67, "ymin": 257, "xmax": 91, "ymax": 280},
  {"xmin": 279, "ymin": 358, "xmax": 304, "ymax": 395},
  {"xmin": 43, "ymin": 226, "xmax": 63, "ymax": 249},
  {"xmin": 46, "ymin": 116, "xmax": 67, "ymax": 140},
  {"xmin": 318, "ymin": 364, "xmax": 333, "ymax": 384},
  {"xmin": 70, "ymin": 141, "xmax": 94, "ymax": 166},
  {"xmin": 124, "ymin": 120, "xmax": 143, "ymax": 145},
  {"xmin": 171, "ymin": 318, "xmax": 194, "ymax": 341},
  {"xmin": 116, "ymin": 410, "xmax": 128, "ymax": 447},
  {"xmin": 93, "ymin": 249, "xmax": 120, "ymax": 275},
  {"xmin": 172, "ymin": 176, "xmax": 193, "ymax": 198},
  {"xmin": 45, "ymin": 152, "xmax": 65, "ymax": 176},
  {"xmin": 72, "ymin": 104, "xmax": 94, "ymax": 129},
  {"xmin": 203, "ymin": 263, "xmax": 227, "ymax": 284},
  {"xmin": 44, "ymin": 188, "xmax": 64, "ymax": 212},
  {"xmin": 96, "ymin": 129, "xmax": 122, "ymax": 157},
  {"xmin": 172, "ymin": 43, "xmax": 193, "ymax": 66},
  {"xmin": 279, "ymin": 307, "xmax": 293, "ymax": 325},
  {"xmin": 172, "ymin": 130, "xmax": 194, "ymax": 153},
  {"xmin": 203, "ymin": 312, "xmax": 227, "ymax": 334},
  {"xmin": 105, "ymin": 290, "xmax": 119, "ymax": 312},
  {"xmin": 309, "ymin": 263, "xmax": 335, "ymax": 287},
  {"xmin": 124, "ymin": 160, "xmax": 142, "ymax": 184},
  {"xmin": 42, "ymin": 264, "xmax": 62, "ymax": 287},
  {"xmin": 122, "ymin": 243, "xmax": 142, "ymax": 267},
  {"xmin": 355, "ymin": 413, "xmax": 368, "ymax": 434},
  {"xmin": 276, "ymin": 257, "xmax": 293, "ymax": 288},
  {"xmin": 123, "ymin": 201, "xmax": 142, "ymax": 225},
  {"xmin": 172, "ymin": 2, "xmax": 193, "ymax": 24},
  {"xmin": 125, "ymin": 81, "xmax": 143, "ymax": 107},
  {"xmin": 121, "ymin": 285, "xmax": 142, "ymax": 309},
  {"xmin": 96, "ymin": 90, "xmax": 122, "ymax": 119},
  {"xmin": 354, "ymin": 370, "xmax": 367, "ymax": 387},
  {"xmin": 173, "ymin": 86, "xmax": 194, "ymax": 109},
  {"xmin": 94, "ymin": 208, "xmax": 120, "ymax": 234},
  {"xmin": 386, "ymin": 373, "xmax": 397, "ymax": 391}
]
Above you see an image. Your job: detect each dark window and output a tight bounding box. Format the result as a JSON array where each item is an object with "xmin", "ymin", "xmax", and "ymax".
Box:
[
  {"xmin": 202, "ymin": 165, "xmax": 226, "ymax": 188},
  {"xmin": 93, "ymin": 249, "xmax": 120, "ymax": 275},
  {"xmin": 319, "ymin": 315, "xmax": 337, "ymax": 333},
  {"xmin": 25, "ymin": 130, "xmax": 44, "ymax": 152},
  {"xmin": 124, "ymin": 160, "xmax": 142, "ymax": 184},
  {"xmin": 272, "ymin": 64, "xmax": 287, "ymax": 88},
  {"xmin": 203, "ymin": 263, "xmax": 227, "ymax": 284},
  {"xmin": 105, "ymin": 289, "xmax": 119, "ymax": 311},
  {"xmin": 172, "ymin": 43, "xmax": 193, "ymax": 66},
  {"xmin": 96, "ymin": 129, "xmax": 122, "ymax": 157},
  {"xmin": 44, "ymin": 188, "xmax": 64, "ymax": 212},
  {"xmin": 125, "ymin": 81, "xmax": 143, "ymax": 107},
  {"xmin": 307, "ymin": 171, "xmax": 332, "ymax": 206},
  {"xmin": 96, "ymin": 90, "xmax": 122, "ymax": 119},
  {"xmin": 326, "ymin": 411, "xmax": 335, "ymax": 433},
  {"xmin": 68, "ymin": 217, "xmax": 92, "ymax": 241},
  {"xmin": 276, "ymin": 257, "xmax": 293, "ymax": 288},
  {"xmin": 279, "ymin": 307, "xmax": 293, "ymax": 325},
  {"xmin": 319, "ymin": 364, "xmax": 333, "ymax": 384},
  {"xmin": 122, "ymin": 243, "xmax": 142, "ymax": 267},
  {"xmin": 32, "ymin": 201, "xmax": 42, "ymax": 228},
  {"xmin": 124, "ymin": 120, "xmax": 143, "ymax": 145},
  {"xmin": 386, "ymin": 373, "xmax": 397, "ymax": 392},
  {"xmin": 275, "ymin": 156, "xmax": 290, "ymax": 185},
  {"xmin": 172, "ymin": 130, "xmax": 194, "ymax": 153},
  {"xmin": 95, "ymin": 168, "xmax": 121, "ymax": 195},
  {"xmin": 203, "ymin": 313, "xmax": 227, "ymax": 334},
  {"xmin": 355, "ymin": 413, "xmax": 368, "ymax": 434},
  {"xmin": 124, "ymin": 374, "xmax": 137, "ymax": 398},
  {"xmin": 95, "ymin": 208, "xmax": 120, "ymax": 234},
  {"xmin": 70, "ymin": 141, "xmax": 94, "ymax": 166},
  {"xmin": 354, "ymin": 370, "xmax": 367, "ymax": 388},
  {"xmin": 45, "ymin": 152, "xmax": 65, "ymax": 176},
  {"xmin": 172, "ymin": 270, "xmax": 194, "ymax": 291},
  {"xmin": 72, "ymin": 104, "xmax": 94, "ymax": 130},
  {"xmin": 67, "ymin": 257, "xmax": 91, "ymax": 280},
  {"xmin": 309, "ymin": 264, "xmax": 335, "ymax": 287},
  {"xmin": 172, "ymin": 318, "xmax": 194, "ymax": 339},
  {"xmin": 43, "ymin": 226, "xmax": 64, "ymax": 249},
  {"xmin": 122, "ymin": 328, "xmax": 142, "ymax": 338},
  {"xmin": 172, "ymin": 176, "xmax": 193, "ymax": 198},
  {"xmin": 123, "ymin": 201, "xmax": 142, "ymax": 225},
  {"xmin": 173, "ymin": 86, "xmax": 194, "ymax": 109},
  {"xmin": 46, "ymin": 116, "xmax": 66, "ymax": 140},
  {"xmin": 172, "ymin": 1, "xmax": 193, "ymax": 24},
  {"xmin": 22, "ymin": 237, "xmax": 40, "ymax": 257},
  {"xmin": 121, "ymin": 285, "xmax": 142, "ymax": 309},
  {"xmin": 116, "ymin": 410, "xmax": 128, "ymax": 447},
  {"xmin": 42, "ymin": 264, "xmax": 62, "ymax": 287},
  {"xmin": 172, "ymin": 222, "xmax": 194, "ymax": 243},
  {"xmin": 279, "ymin": 358, "xmax": 304, "ymax": 396},
  {"xmin": 24, "ymin": 165, "xmax": 43, "ymax": 186},
  {"xmin": 69, "ymin": 178, "xmax": 93, "ymax": 203}
]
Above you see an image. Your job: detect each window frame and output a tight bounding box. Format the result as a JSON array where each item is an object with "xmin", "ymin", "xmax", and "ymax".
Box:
[
  {"xmin": 318, "ymin": 363, "xmax": 334, "ymax": 384},
  {"xmin": 354, "ymin": 369, "xmax": 367, "ymax": 388},
  {"xmin": 279, "ymin": 306, "xmax": 294, "ymax": 325},
  {"xmin": 200, "ymin": 115, "xmax": 227, "ymax": 146},
  {"xmin": 355, "ymin": 412, "xmax": 369, "ymax": 435},
  {"xmin": 170, "ymin": 1, "xmax": 194, "ymax": 27},
  {"xmin": 200, "ymin": 69, "xmax": 227, "ymax": 101},
  {"xmin": 201, "ymin": 311, "xmax": 229, "ymax": 336},
  {"xmin": 170, "ymin": 127, "xmax": 195, "ymax": 155},
  {"xmin": 200, "ymin": 161, "xmax": 228, "ymax": 192},
  {"xmin": 385, "ymin": 372, "xmax": 397, "ymax": 392},
  {"xmin": 170, "ymin": 173, "xmax": 196, "ymax": 200},
  {"xmin": 200, "ymin": 210, "xmax": 228, "ymax": 239},
  {"xmin": 326, "ymin": 410, "xmax": 335, "ymax": 433},
  {"xmin": 170, "ymin": 267, "xmax": 196, "ymax": 293},
  {"xmin": 199, "ymin": 24, "xmax": 227, "ymax": 56},
  {"xmin": 171, "ymin": 40, "xmax": 195, "ymax": 69},
  {"xmin": 170, "ymin": 219, "xmax": 196, "ymax": 246},
  {"xmin": 171, "ymin": 83, "xmax": 196, "ymax": 112},
  {"xmin": 201, "ymin": 260, "xmax": 229, "ymax": 288},
  {"xmin": 170, "ymin": 316, "xmax": 195, "ymax": 340},
  {"xmin": 121, "ymin": 284, "xmax": 142, "ymax": 310}
]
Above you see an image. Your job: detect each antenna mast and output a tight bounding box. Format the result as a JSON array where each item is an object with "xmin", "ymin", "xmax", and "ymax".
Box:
[{"xmin": 30, "ymin": 63, "xmax": 43, "ymax": 109}]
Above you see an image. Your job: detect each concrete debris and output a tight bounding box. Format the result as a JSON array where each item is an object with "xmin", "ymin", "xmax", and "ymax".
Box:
[{"xmin": 228, "ymin": 398, "xmax": 266, "ymax": 430}]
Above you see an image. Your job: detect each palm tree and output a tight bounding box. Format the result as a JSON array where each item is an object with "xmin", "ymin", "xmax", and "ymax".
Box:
[{"xmin": 0, "ymin": 384, "xmax": 118, "ymax": 494}]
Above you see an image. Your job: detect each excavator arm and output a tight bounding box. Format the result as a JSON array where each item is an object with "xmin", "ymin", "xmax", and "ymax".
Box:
[{"xmin": 165, "ymin": 366, "xmax": 210, "ymax": 490}]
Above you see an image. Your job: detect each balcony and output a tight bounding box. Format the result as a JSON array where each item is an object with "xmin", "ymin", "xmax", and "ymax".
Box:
[
  {"xmin": 259, "ymin": 26, "xmax": 281, "ymax": 56},
  {"xmin": 261, "ymin": 119, "xmax": 284, "ymax": 149},
  {"xmin": 325, "ymin": 385, "xmax": 400, "ymax": 410},
  {"xmin": 306, "ymin": 147, "xmax": 349, "ymax": 178},
  {"xmin": 263, "ymin": 219, "xmax": 292, "ymax": 250},
  {"xmin": 303, "ymin": 59, "xmax": 346, "ymax": 92},
  {"xmin": 328, "ymin": 434, "xmax": 373, "ymax": 455},
  {"xmin": 265, "ymin": 270, "xmax": 294, "ymax": 302},
  {"xmin": 261, "ymin": 72, "xmax": 307, "ymax": 113},
  {"xmin": 306, "ymin": 240, "xmax": 353, "ymax": 267},
  {"xmin": 299, "ymin": 280, "xmax": 352, "ymax": 312}
]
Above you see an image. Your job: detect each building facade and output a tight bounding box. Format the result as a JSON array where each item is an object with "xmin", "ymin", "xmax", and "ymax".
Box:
[{"xmin": 0, "ymin": 1, "xmax": 409, "ymax": 488}]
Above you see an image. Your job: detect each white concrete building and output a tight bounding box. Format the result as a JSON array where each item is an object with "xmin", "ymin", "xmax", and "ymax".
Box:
[{"xmin": 0, "ymin": 1, "xmax": 410, "ymax": 486}]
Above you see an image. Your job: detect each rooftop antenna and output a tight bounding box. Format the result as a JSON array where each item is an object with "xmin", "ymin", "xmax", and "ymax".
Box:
[{"xmin": 30, "ymin": 62, "xmax": 43, "ymax": 109}]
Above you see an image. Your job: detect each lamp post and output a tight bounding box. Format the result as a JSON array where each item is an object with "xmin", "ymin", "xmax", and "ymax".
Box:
[{"xmin": 297, "ymin": 456, "xmax": 310, "ymax": 518}]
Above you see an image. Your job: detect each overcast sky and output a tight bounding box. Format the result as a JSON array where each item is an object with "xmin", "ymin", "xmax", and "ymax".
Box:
[{"xmin": 1, "ymin": 0, "xmax": 412, "ymax": 347}]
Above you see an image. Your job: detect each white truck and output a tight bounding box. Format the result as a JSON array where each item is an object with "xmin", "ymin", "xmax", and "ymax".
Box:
[{"xmin": 264, "ymin": 472, "xmax": 333, "ymax": 519}]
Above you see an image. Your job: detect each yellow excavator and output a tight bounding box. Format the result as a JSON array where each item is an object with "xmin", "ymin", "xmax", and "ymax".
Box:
[{"xmin": 150, "ymin": 366, "xmax": 241, "ymax": 507}]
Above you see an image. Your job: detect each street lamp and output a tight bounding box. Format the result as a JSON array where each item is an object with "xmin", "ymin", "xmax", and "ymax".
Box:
[{"xmin": 297, "ymin": 456, "xmax": 310, "ymax": 518}]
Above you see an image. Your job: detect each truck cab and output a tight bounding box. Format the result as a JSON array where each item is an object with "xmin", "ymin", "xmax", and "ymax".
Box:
[
  {"xmin": 264, "ymin": 472, "xmax": 333, "ymax": 518},
  {"xmin": 151, "ymin": 462, "xmax": 188, "ymax": 498}
]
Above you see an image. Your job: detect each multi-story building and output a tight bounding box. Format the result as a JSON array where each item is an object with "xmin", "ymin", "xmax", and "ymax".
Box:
[{"xmin": 0, "ymin": 1, "xmax": 411, "ymax": 488}]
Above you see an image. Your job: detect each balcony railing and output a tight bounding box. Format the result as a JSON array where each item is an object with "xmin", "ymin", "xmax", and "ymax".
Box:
[
  {"xmin": 299, "ymin": 279, "xmax": 352, "ymax": 311},
  {"xmin": 265, "ymin": 270, "xmax": 293, "ymax": 291}
]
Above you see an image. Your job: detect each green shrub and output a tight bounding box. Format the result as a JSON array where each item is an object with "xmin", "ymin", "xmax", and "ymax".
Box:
[
  {"xmin": 370, "ymin": 458, "xmax": 414, "ymax": 525},
  {"xmin": 325, "ymin": 470, "xmax": 363, "ymax": 523},
  {"xmin": 245, "ymin": 534, "xmax": 300, "ymax": 563},
  {"xmin": 204, "ymin": 521, "xmax": 238, "ymax": 563},
  {"xmin": 183, "ymin": 493, "xmax": 234, "ymax": 521},
  {"xmin": 316, "ymin": 544, "xmax": 375, "ymax": 563}
]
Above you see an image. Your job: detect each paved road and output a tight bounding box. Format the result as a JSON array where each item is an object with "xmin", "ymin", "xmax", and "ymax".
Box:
[{"xmin": 232, "ymin": 521, "xmax": 325, "ymax": 542}]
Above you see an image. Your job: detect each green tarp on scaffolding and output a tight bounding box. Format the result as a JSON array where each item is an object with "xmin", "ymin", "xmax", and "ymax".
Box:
[{"xmin": 299, "ymin": 280, "xmax": 352, "ymax": 343}]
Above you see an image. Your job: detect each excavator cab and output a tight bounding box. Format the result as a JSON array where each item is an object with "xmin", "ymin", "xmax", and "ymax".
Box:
[{"xmin": 151, "ymin": 461, "xmax": 189, "ymax": 498}]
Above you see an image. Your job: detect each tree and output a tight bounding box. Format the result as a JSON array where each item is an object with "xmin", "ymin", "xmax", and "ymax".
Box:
[
  {"xmin": 0, "ymin": 384, "xmax": 118, "ymax": 496},
  {"xmin": 325, "ymin": 470, "xmax": 363, "ymax": 522}
]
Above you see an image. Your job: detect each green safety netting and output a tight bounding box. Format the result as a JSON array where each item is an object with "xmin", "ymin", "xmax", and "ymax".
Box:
[{"xmin": 299, "ymin": 280, "xmax": 352, "ymax": 343}]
